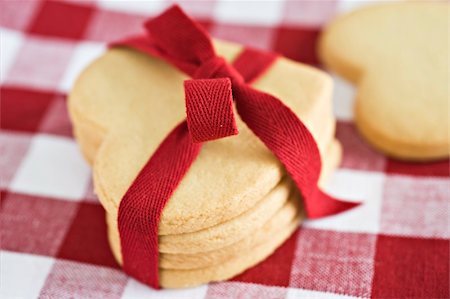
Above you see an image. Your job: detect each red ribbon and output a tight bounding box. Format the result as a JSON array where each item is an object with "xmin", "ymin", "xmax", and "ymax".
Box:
[{"xmin": 114, "ymin": 5, "xmax": 360, "ymax": 288}]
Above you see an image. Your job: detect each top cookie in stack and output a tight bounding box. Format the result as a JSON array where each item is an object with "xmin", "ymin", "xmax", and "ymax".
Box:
[{"xmin": 69, "ymin": 40, "xmax": 341, "ymax": 288}]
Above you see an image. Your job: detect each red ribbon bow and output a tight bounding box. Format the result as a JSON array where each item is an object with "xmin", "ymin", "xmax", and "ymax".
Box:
[{"xmin": 115, "ymin": 5, "xmax": 360, "ymax": 288}]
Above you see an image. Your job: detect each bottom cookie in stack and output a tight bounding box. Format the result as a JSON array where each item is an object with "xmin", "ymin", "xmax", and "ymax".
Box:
[{"xmin": 105, "ymin": 139, "xmax": 341, "ymax": 288}]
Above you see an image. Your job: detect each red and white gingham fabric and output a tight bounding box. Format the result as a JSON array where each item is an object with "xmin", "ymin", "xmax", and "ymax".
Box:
[{"xmin": 1, "ymin": 1, "xmax": 448, "ymax": 298}]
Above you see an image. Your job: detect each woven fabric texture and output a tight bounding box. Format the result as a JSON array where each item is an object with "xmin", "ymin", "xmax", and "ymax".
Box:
[{"xmin": 0, "ymin": 1, "xmax": 448, "ymax": 298}]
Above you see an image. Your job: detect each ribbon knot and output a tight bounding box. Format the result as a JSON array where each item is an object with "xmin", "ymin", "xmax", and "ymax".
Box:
[
  {"xmin": 194, "ymin": 56, "xmax": 244, "ymax": 83},
  {"xmin": 184, "ymin": 77, "xmax": 238, "ymax": 143},
  {"xmin": 185, "ymin": 56, "xmax": 244, "ymax": 143}
]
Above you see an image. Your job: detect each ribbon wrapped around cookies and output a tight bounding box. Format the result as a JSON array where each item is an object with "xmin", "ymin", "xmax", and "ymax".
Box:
[{"xmin": 115, "ymin": 6, "xmax": 358, "ymax": 288}]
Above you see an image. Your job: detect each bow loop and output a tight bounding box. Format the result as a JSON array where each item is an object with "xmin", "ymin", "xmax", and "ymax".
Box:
[
  {"xmin": 184, "ymin": 78, "xmax": 238, "ymax": 143},
  {"xmin": 145, "ymin": 6, "xmax": 215, "ymax": 67}
]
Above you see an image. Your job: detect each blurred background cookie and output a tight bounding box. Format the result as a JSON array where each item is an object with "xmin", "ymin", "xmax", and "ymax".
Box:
[{"xmin": 320, "ymin": 2, "xmax": 449, "ymax": 161}]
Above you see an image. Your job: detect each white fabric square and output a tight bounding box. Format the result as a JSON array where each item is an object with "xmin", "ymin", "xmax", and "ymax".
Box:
[
  {"xmin": 0, "ymin": 251, "xmax": 55, "ymax": 299},
  {"xmin": 381, "ymin": 176, "xmax": 450, "ymax": 238},
  {"xmin": 40, "ymin": 260, "xmax": 127, "ymax": 298},
  {"xmin": 97, "ymin": 0, "xmax": 168, "ymax": 16},
  {"xmin": 122, "ymin": 279, "xmax": 208, "ymax": 299},
  {"xmin": 287, "ymin": 288, "xmax": 361, "ymax": 299},
  {"xmin": 10, "ymin": 134, "xmax": 90, "ymax": 201},
  {"xmin": 331, "ymin": 73, "xmax": 355, "ymax": 121},
  {"xmin": 206, "ymin": 282, "xmax": 287, "ymax": 299},
  {"xmin": 4, "ymin": 36, "xmax": 75, "ymax": 91},
  {"xmin": 213, "ymin": 0, "xmax": 284, "ymax": 26},
  {"xmin": 282, "ymin": 1, "xmax": 337, "ymax": 26},
  {"xmin": 290, "ymin": 229, "xmax": 376, "ymax": 297},
  {"xmin": 59, "ymin": 41, "xmax": 105, "ymax": 92},
  {"xmin": 303, "ymin": 169, "xmax": 385, "ymax": 233},
  {"xmin": 337, "ymin": 0, "xmax": 381, "ymax": 14},
  {"xmin": 0, "ymin": 28, "xmax": 24, "ymax": 83}
]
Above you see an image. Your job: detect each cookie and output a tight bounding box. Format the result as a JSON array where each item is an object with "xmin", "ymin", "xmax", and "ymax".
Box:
[
  {"xmin": 72, "ymin": 113, "xmax": 336, "ymax": 254},
  {"xmin": 114, "ymin": 177, "xmax": 292, "ymax": 254},
  {"xmin": 108, "ymin": 193, "xmax": 301, "ymax": 288},
  {"xmin": 106, "ymin": 139, "xmax": 341, "ymax": 271},
  {"xmin": 159, "ymin": 213, "xmax": 299, "ymax": 289},
  {"xmin": 319, "ymin": 2, "xmax": 449, "ymax": 160},
  {"xmin": 69, "ymin": 39, "xmax": 338, "ymax": 236},
  {"xmin": 108, "ymin": 187, "xmax": 300, "ymax": 270}
]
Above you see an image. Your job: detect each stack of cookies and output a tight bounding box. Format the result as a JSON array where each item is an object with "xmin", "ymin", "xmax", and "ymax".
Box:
[{"xmin": 69, "ymin": 40, "xmax": 341, "ymax": 288}]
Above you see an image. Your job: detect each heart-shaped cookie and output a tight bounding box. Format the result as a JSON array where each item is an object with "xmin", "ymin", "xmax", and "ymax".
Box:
[
  {"xmin": 69, "ymin": 39, "xmax": 340, "ymax": 287},
  {"xmin": 320, "ymin": 2, "xmax": 449, "ymax": 161},
  {"xmin": 70, "ymin": 40, "xmax": 337, "ymax": 232}
]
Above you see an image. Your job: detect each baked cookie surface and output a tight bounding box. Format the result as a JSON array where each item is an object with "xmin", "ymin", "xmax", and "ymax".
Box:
[{"xmin": 320, "ymin": 2, "xmax": 449, "ymax": 160}]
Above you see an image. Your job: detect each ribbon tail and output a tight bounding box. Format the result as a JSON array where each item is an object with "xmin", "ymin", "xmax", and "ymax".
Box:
[
  {"xmin": 235, "ymin": 85, "xmax": 360, "ymax": 219},
  {"xmin": 118, "ymin": 121, "xmax": 202, "ymax": 288},
  {"xmin": 306, "ymin": 190, "xmax": 361, "ymax": 219}
]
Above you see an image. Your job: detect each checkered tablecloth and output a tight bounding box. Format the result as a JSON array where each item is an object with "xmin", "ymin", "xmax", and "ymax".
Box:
[{"xmin": 1, "ymin": 1, "xmax": 448, "ymax": 298}]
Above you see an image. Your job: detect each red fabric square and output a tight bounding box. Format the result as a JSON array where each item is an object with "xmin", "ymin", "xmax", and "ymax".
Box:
[
  {"xmin": 231, "ymin": 229, "xmax": 299, "ymax": 287},
  {"xmin": 38, "ymin": 94, "xmax": 73, "ymax": 137},
  {"xmin": 272, "ymin": 26, "xmax": 321, "ymax": 65},
  {"xmin": 83, "ymin": 179, "xmax": 100, "ymax": 204},
  {"xmin": 198, "ymin": 19, "xmax": 213, "ymax": 32},
  {"xmin": 57, "ymin": 202, "xmax": 120, "ymax": 269},
  {"xmin": 380, "ymin": 176, "xmax": 449, "ymax": 238},
  {"xmin": 28, "ymin": 0, "xmax": 94, "ymax": 40},
  {"xmin": 289, "ymin": 228, "xmax": 376, "ymax": 297},
  {"xmin": 371, "ymin": 235, "xmax": 449, "ymax": 299},
  {"xmin": 386, "ymin": 158, "xmax": 450, "ymax": 177},
  {"xmin": 40, "ymin": 260, "xmax": 127, "ymax": 298},
  {"xmin": 206, "ymin": 282, "xmax": 287, "ymax": 299},
  {"xmin": 0, "ymin": 0, "xmax": 40, "ymax": 31},
  {"xmin": 0, "ymin": 191, "xmax": 79, "ymax": 256},
  {"xmin": 336, "ymin": 121, "xmax": 386, "ymax": 172},
  {"xmin": 0, "ymin": 132, "xmax": 32, "ymax": 189},
  {"xmin": 1, "ymin": 87, "xmax": 57, "ymax": 133}
]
